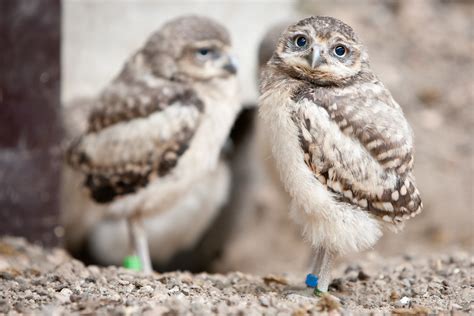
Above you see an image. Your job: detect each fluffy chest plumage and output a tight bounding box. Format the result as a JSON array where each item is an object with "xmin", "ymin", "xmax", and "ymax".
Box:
[
  {"xmin": 259, "ymin": 84, "xmax": 336, "ymax": 214},
  {"xmin": 176, "ymin": 78, "xmax": 240, "ymax": 174}
]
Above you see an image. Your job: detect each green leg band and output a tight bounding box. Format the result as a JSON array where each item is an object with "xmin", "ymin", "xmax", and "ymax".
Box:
[
  {"xmin": 123, "ymin": 255, "xmax": 142, "ymax": 271},
  {"xmin": 314, "ymin": 288, "xmax": 325, "ymax": 297}
]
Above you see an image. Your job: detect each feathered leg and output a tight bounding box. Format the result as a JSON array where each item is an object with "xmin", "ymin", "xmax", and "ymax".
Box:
[
  {"xmin": 311, "ymin": 247, "xmax": 334, "ymax": 293},
  {"xmin": 127, "ymin": 216, "xmax": 153, "ymax": 274}
]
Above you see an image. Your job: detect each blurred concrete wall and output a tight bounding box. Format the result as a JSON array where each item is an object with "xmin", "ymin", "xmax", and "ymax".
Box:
[{"xmin": 62, "ymin": 0, "xmax": 301, "ymax": 104}]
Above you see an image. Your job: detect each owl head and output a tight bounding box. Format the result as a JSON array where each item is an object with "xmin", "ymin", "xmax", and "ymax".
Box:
[
  {"xmin": 270, "ymin": 16, "xmax": 371, "ymax": 86},
  {"xmin": 123, "ymin": 15, "xmax": 238, "ymax": 82}
]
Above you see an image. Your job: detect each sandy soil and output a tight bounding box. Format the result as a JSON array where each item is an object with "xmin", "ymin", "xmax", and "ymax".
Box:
[{"xmin": 0, "ymin": 237, "xmax": 472, "ymax": 315}]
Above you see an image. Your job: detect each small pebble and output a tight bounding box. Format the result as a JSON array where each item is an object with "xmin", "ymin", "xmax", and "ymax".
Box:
[
  {"xmin": 55, "ymin": 288, "xmax": 72, "ymax": 303},
  {"xmin": 396, "ymin": 296, "xmax": 411, "ymax": 308},
  {"xmin": 168, "ymin": 286, "xmax": 180, "ymax": 294},
  {"xmin": 329, "ymin": 278, "xmax": 345, "ymax": 292},
  {"xmin": 140, "ymin": 285, "xmax": 154, "ymax": 294},
  {"xmin": 358, "ymin": 271, "xmax": 370, "ymax": 281},
  {"xmin": 390, "ymin": 291, "xmax": 400, "ymax": 301},
  {"xmin": 259, "ymin": 295, "xmax": 270, "ymax": 307},
  {"xmin": 450, "ymin": 303, "xmax": 462, "ymax": 310}
]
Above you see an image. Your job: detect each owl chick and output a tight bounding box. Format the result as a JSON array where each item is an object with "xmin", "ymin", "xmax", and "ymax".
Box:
[
  {"xmin": 66, "ymin": 15, "xmax": 240, "ymax": 273},
  {"xmin": 259, "ymin": 16, "xmax": 422, "ymax": 293}
]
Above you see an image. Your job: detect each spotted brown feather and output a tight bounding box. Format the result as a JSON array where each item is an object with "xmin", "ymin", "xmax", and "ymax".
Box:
[
  {"xmin": 292, "ymin": 81, "xmax": 422, "ymax": 223},
  {"xmin": 67, "ymin": 85, "xmax": 203, "ymax": 204},
  {"xmin": 88, "ymin": 82, "xmax": 203, "ymax": 133}
]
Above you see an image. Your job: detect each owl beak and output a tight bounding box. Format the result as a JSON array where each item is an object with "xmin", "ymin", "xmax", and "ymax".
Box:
[
  {"xmin": 223, "ymin": 55, "xmax": 238, "ymax": 74},
  {"xmin": 308, "ymin": 45, "xmax": 322, "ymax": 68}
]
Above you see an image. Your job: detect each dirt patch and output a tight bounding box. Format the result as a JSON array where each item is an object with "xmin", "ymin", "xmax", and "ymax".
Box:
[{"xmin": 0, "ymin": 237, "xmax": 471, "ymax": 314}]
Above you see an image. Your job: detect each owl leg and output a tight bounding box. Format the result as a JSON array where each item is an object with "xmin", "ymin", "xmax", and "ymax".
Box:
[
  {"xmin": 127, "ymin": 216, "xmax": 153, "ymax": 274},
  {"xmin": 311, "ymin": 247, "xmax": 334, "ymax": 293}
]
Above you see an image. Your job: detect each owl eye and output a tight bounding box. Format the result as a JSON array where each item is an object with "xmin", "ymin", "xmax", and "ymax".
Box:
[
  {"xmin": 294, "ymin": 36, "xmax": 308, "ymax": 48},
  {"xmin": 197, "ymin": 48, "xmax": 210, "ymax": 56},
  {"xmin": 334, "ymin": 45, "xmax": 347, "ymax": 57}
]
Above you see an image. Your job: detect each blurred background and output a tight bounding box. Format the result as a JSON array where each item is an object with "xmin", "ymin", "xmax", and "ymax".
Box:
[{"xmin": 1, "ymin": 0, "xmax": 473, "ymax": 276}]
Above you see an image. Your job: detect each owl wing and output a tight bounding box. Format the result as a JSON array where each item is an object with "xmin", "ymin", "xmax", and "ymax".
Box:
[
  {"xmin": 293, "ymin": 83, "xmax": 422, "ymax": 223},
  {"xmin": 66, "ymin": 81, "xmax": 203, "ymax": 204}
]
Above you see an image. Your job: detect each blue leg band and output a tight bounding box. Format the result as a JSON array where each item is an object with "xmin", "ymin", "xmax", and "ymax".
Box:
[{"xmin": 305, "ymin": 273, "xmax": 318, "ymax": 288}]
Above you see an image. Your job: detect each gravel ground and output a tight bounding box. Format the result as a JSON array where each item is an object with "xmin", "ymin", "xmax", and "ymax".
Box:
[{"xmin": 0, "ymin": 237, "xmax": 472, "ymax": 315}]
